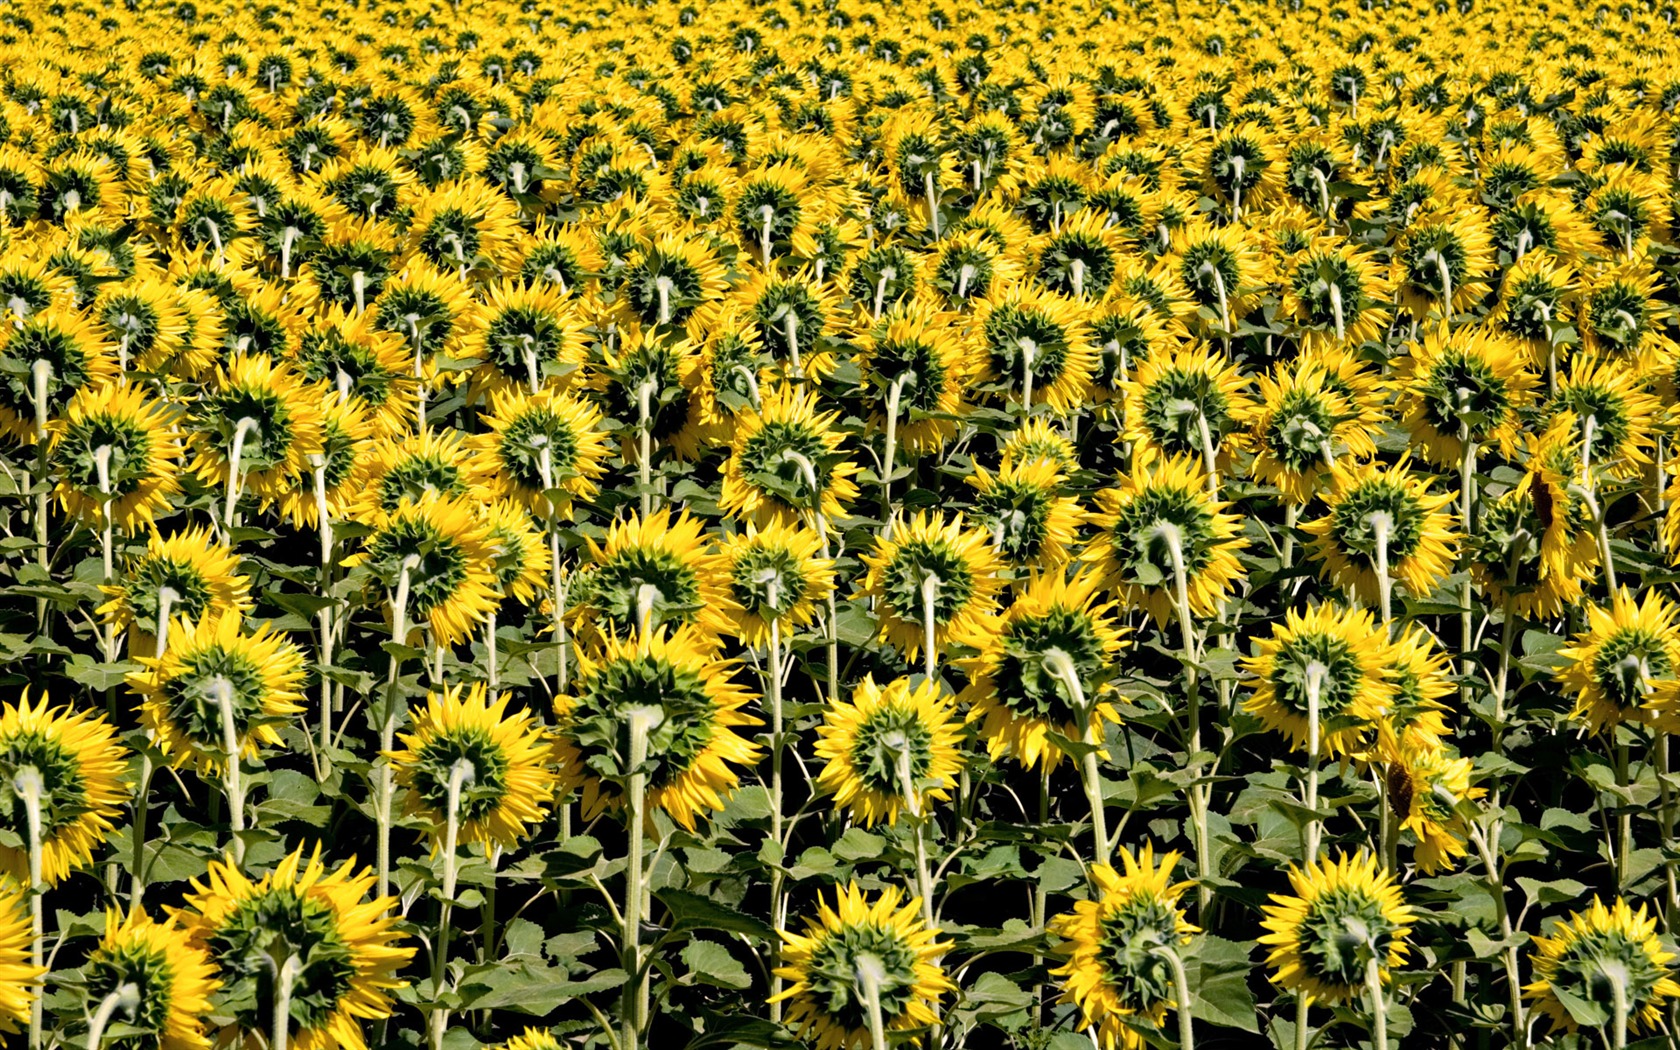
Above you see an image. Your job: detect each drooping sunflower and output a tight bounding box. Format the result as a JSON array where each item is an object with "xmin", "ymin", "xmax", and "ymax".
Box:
[
  {"xmin": 721, "ymin": 385, "xmax": 860, "ymax": 528},
  {"xmin": 390, "ymin": 683, "xmax": 557, "ymax": 852},
  {"xmin": 733, "ymin": 267, "xmax": 840, "ymax": 383},
  {"xmin": 0, "ymin": 690, "xmax": 130, "ymax": 886},
  {"xmin": 1260, "ymin": 851, "xmax": 1415, "ymax": 1005},
  {"xmin": 859, "ymin": 512, "xmax": 1004, "ymax": 664},
  {"xmin": 1121, "ymin": 343, "xmax": 1252, "ymax": 467},
  {"xmin": 471, "ymin": 385, "xmax": 609, "ymax": 519},
  {"xmin": 553, "ymin": 625, "xmax": 762, "ymax": 829},
  {"xmin": 1387, "ymin": 741, "xmax": 1483, "ymax": 875},
  {"xmin": 81, "ymin": 907, "xmax": 219, "ymax": 1050},
  {"xmin": 619, "ymin": 229, "xmax": 729, "ymax": 331},
  {"xmin": 0, "ymin": 308, "xmax": 117, "ymax": 443},
  {"xmin": 95, "ymin": 277, "xmax": 188, "ymax": 376},
  {"xmin": 1243, "ymin": 602, "xmax": 1395, "ymax": 757},
  {"xmin": 1469, "ymin": 465, "xmax": 1596, "ymax": 619},
  {"xmin": 855, "ymin": 299, "xmax": 971, "ymax": 456},
  {"xmin": 1242, "ymin": 358, "xmax": 1373, "ymax": 504},
  {"xmin": 717, "ymin": 520, "xmax": 836, "ymax": 646},
  {"xmin": 771, "ymin": 883, "xmax": 952, "ymax": 1050},
  {"xmin": 272, "ymin": 393, "xmax": 375, "ymax": 531},
  {"xmin": 1048, "ymin": 845, "xmax": 1198, "ymax": 1050},
  {"xmin": 1546, "ymin": 355, "xmax": 1660, "ymax": 481},
  {"xmin": 467, "ymin": 279, "xmax": 590, "ymax": 400},
  {"xmin": 480, "ymin": 500, "xmax": 553, "ymax": 607},
  {"xmin": 814, "ymin": 676, "xmax": 964, "ymax": 827},
  {"xmin": 1303, "ymin": 460, "xmax": 1459, "ymax": 605},
  {"xmin": 971, "ymin": 284, "xmax": 1096, "ymax": 413},
  {"xmin": 960, "ymin": 571, "xmax": 1127, "ymax": 771},
  {"xmin": 1556, "ymin": 588, "xmax": 1680, "ymax": 733},
  {"xmin": 345, "ymin": 494, "xmax": 500, "ymax": 647},
  {"xmin": 1525, "ymin": 897, "xmax": 1680, "ymax": 1037},
  {"xmin": 1081, "ymin": 453, "xmax": 1247, "ymax": 624},
  {"xmin": 1282, "ymin": 245, "xmax": 1392, "ymax": 346},
  {"xmin": 965, "ymin": 458, "xmax": 1084, "ymax": 571},
  {"xmin": 0, "ymin": 887, "xmax": 38, "ymax": 1033},
  {"xmin": 187, "ymin": 353, "xmax": 325, "ymax": 504},
  {"xmin": 47, "ymin": 381, "xmax": 181, "ymax": 531},
  {"xmin": 1390, "ymin": 212, "xmax": 1494, "ymax": 320},
  {"xmin": 570, "ymin": 509, "xmax": 736, "ymax": 643},
  {"xmin": 1397, "ymin": 325, "xmax": 1538, "ymax": 466},
  {"xmin": 97, "ymin": 527, "xmax": 253, "ymax": 653},
  {"xmin": 171, "ymin": 846, "xmax": 414, "ymax": 1050},
  {"xmin": 595, "ymin": 326, "xmax": 708, "ymax": 460},
  {"xmin": 128, "ymin": 611, "xmax": 307, "ymax": 775},
  {"xmin": 1170, "ymin": 221, "xmax": 1261, "ymax": 337},
  {"xmin": 351, "ymin": 426, "xmax": 488, "ymax": 526}
]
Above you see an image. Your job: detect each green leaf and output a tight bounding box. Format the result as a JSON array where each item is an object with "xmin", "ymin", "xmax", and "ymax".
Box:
[
  {"xmin": 680, "ymin": 940, "xmax": 752, "ymax": 989},
  {"xmin": 833, "ymin": 827, "xmax": 886, "ymax": 861},
  {"xmin": 655, "ymin": 889, "xmax": 775, "ymax": 941},
  {"xmin": 1190, "ymin": 935, "xmax": 1259, "ymax": 1032},
  {"xmin": 459, "ymin": 965, "xmax": 627, "ymax": 1013}
]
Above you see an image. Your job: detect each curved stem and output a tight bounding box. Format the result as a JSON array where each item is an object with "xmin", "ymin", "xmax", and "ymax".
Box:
[
  {"xmin": 921, "ymin": 571, "xmax": 940, "ymax": 683},
  {"xmin": 212, "ymin": 677, "xmax": 246, "ymax": 863},
  {"xmin": 1043, "ymin": 649, "xmax": 1108, "ymax": 864},
  {"xmin": 431, "ymin": 758, "xmax": 475, "ymax": 1050},
  {"xmin": 270, "ymin": 953, "xmax": 302, "ymax": 1050},
  {"xmin": 223, "ymin": 416, "xmax": 259, "ymax": 534},
  {"xmin": 1153, "ymin": 944, "xmax": 1195, "ymax": 1050},
  {"xmin": 637, "ymin": 380, "xmax": 656, "ymax": 519},
  {"xmin": 854, "ymin": 954, "xmax": 890, "ymax": 1050},
  {"xmin": 85, "ymin": 983, "xmax": 140, "ymax": 1050}
]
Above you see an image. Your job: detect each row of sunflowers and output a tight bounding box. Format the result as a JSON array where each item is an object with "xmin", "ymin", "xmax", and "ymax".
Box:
[{"xmin": 3, "ymin": 0, "xmax": 1680, "ymax": 1045}]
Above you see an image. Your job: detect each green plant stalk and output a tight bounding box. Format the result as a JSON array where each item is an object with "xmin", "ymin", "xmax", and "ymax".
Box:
[
  {"xmin": 622, "ymin": 707, "xmax": 660, "ymax": 1050},
  {"xmin": 1370, "ymin": 511, "xmax": 1393, "ymax": 631},
  {"xmin": 130, "ymin": 751, "xmax": 153, "ymax": 905},
  {"xmin": 765, "ymin": 589, "xmax": 788, "ymax": 1023},
  {"xmin": 1364, "ymin": 958, "xmax": 1388, "ymax": 1050},
  {"xmin": 1154, "ymin": 944, "xmax": 1195, "ymax": 1050},
  {"xmin": 855, "ymin": 954, "xmax": 890, "ymax": 1050},
  {"xmin": 431, "ymin": 758, "xmax": 475, "ymax": 1050},
  {"xmin": 1043, "ymin": 649, "xmax": 1108, "ymax": 865},
  {"xmin": 84, "ymin": 982, "xmax": 140, "ymax": 1050},
  {"xmin": 16, "ymin": 767, "xmax": 42, "ymax": 1050},
  {"xmin": 1458, "ymin": 429, "xmax": 1476, "ymax": 688},
  {"xmin": 1615, "ymin": 741, "xmax": 1632, "ymax": 889},
  {"xmin": 637, "ymin": 379, "xmax": 656, "ymax": 518},
  {"xmin": 1302, "ymin": 664, "xmax": 1325, "ymax": 863},
  {"xmin": 270, "ymin": 952, "xmax": 302, "ymax": 1050},
  {"xmin": 1160, "ymin": 524, "xmax": 1212, "ymax": 913},
  {"xmin": 31, "ymin": 360, "xmax": 50, "ymax": 633},
  {"xmin": 213, "ymin": 678, "xmax": 246, "ymax": 865},
  {"xmin": 1660, "ymin": 736, "xmax": 1680, "ymax": 923},
  {"xmin": 223, "ymin": 415, "xmax": 259, "ymax": 535},
  {"xmin": 313, "ymin": 458, "xmax": 335, "ymax": 762},
  {"xmin": 377, "ymin": 555, "xmax": 420, "ymax": 904},
  {"xmin": 1469, "ymin": 820, "xmax": 1525, "ymax": 1038},
  {"xmin": 880, "ymin": 373, "xmax": 908, "ymax": 518},
  {"xmin": 921, "ymin": 571, "xmax": 940, "ymax": 683}
]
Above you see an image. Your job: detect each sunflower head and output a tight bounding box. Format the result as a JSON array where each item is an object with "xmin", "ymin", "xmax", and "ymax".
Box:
[
  {"xmin": 48, "ymin": 382, "xmax": 182, "ymax": 531},
  {"xmin": 1243, "ymin": 603, "xmax": 1395, "ymax": 757},
  {"xmin": 858, "ymin": 512, "xmax": 1004, "ymax": 663},
  {"xmin": 553, "ymin": 625, "xmax": 762, "ymax": 830},
  {"xmin": 1558, "ymin": 588, "xmax": 1680, "ymax": 733},
  {"xmin": 82, "ymin": 907, "xmax": 219, "ymax": 1050},
  {"xmin": 1303, "ymin": 459, "xmax": 1459, "ymax": 605},
  {"xmin": 172, "ymin": 846, "xmax": 414, "ymax": 1050},
  {"xmin": 814, "ymin": 676, "xmax": 965, "ymax": 826},
  {"xmin": 572, "ymin": 509, "xmax": 736, "ymax": 642},
  {"xmin": 391, "ymin": 683, "xmax": 557, "ymax": 852},
  {"xmin": 1388, "ymin": 742, "xmax": 1483, "ymax": 874},
  {"xmin": 1526, "ymin": 897, "xmax": 1680, "ymax": 1036},
  {"xmin": 718, "ymin": 520, "xmax": 835, "ymax": 646},
  {"xmin": 771, "ymin": 883, "xmax": 952, "ymax": 1050},
  {"xmin": 0, "ymin": 690, "xmax": 131, "ymax": 886},
  {"xmin": 348, "ymin": 494, "xmax": 499, "ymax": 647},
  {"xmin": 1049, "ymin": 845, "xmax": 1198, "ymax": 1050},
  {"xmin": 721, "ymin": 385, "xmax": 860, "ymax": 528},
  {"xmin": 966, "ymin": 458, "xmax": 1083, "ymax": 570},
  {"xmin": 0, "ymin": 886, "xmax": 38, "ymax": 1033},
  {"xmin": 1260, "ymin": 851, "xmax": 1415, "ymax": 1005}
]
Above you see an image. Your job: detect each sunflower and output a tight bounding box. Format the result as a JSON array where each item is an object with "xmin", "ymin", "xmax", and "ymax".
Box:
[
  {"xmin": 1469, "ymin": 466, "xmax": 1596, "ymax": 619},
  {"xmin": 717, "ymin": 521, "xmax": 836, "ymax": 646},
  {"xmin": 1170, "ymin": 221, "xmax": 1261, "ymax": 336},
  {"xmin": 346, "ymin": 494, "xmax": 500, "ymax": 647},
  {"xmin": 1088, "ymin": 299, "xmax": 1174, "ymax": 403},
  {"xmin": 1490, "ymin": 252, "xmax": 1578, "ymax": 359},
  {"xmin": 1242, "ymin": 359, "xmax": 1375, "ymax": 504},
  {"xmin": 351, "ymin": 427, "xmax": 488, "ymax": 525},
  {"xmin": 1243, "ymin": 603, "xmax": 1395, "ymax": 757},
  {"xmin": 1547, "ymin": 356, "xmax": 1660, "ymax": 480},
  {"xmin": 172, "ymin": 846, "xmax": 414, "ymax": 1050},
  {"xmin": 971, "ymin": 284, "xmax": 1096, "ymax": 413},
  {"xmin": 1579, "ymin": 262, "xmax": 1675, "ymax": 369},
  {"xmin": 855, "ymin": 300, "xmax": 971, "ymax": 456},
  {"xmin": 81, "ymin": 907, "xmax": 219, "ymax": 1050},
  {"xmin": 481, "ymin": 500, "xmax": 553, "ymax": 607},
  {"xmin": 290, "ymin": 308, "xmax": 418, "ymax": 437},
  {"xmin": 1081, "ymin": 453, "xmax": 1248, "ymax": 624},
  {"xmin": 1390, "ymin": 212, "xmax": 1494, "ymax": 320},
  {"xmin": 814, "ymin": 676, "xmax": 964, "ymax": 826},
  {"xmin": 1260, "ymin": 851, "xmax": 1415, "ymax": 1005},
  {"xmin": 1525, "ymin": 897, "xmax": 1680, "ymax": 1037},
  {"xmin": 731, "ymin": 163, "xmax": 816, "ymax": 268},
  {"xmin": 721, "ymin": 385, "xmax": 860, "ymax": 528},
  {"xmin": 553, "ymin": 625, "xmax": 762, "ymax": 830},
  {"xmin": 0, "ymin": 690, "xmax": 130, "ymax": 886},
  {"xmin": 97, "ymin": 527, "xmax": 253, "ymax": 654},
  {"xmin": 859, "ymin": 512, "xmax": 1003, "ymax": 664},
  {"xmin": 47, "ymin": 382, "xmax": 181, "ymax": 531},
  {"xmin": 0, "ymin": 887, "xmax": 38, "ymax": 1033},
  {"xmin": 1122, "ymin": 343, "xmax": 1252, "ymax": 467},
  {"xmin": 188, "ymin": 353, "xmax": 325, "ymax": 505},
  {"xmin": 771, "ymin": 883, "xmax": 952, "ymax": 1050},
  {"xmin": 467, "ymin": 279, "xmax": 590, "ymax": 399},
  {"xmin": 1281, "ymin": 245, "xmax": 1392, "ymax": 346},
  {"xmin": 95, "ymin": 277, "xmax": 188, "ymax": 375},
  {"xmin": 571, "ymin": 509, "xmax": 736, "ymax": 642},
  {"xmin": 966, "ymin": 458, "xmax": 1084, "ymax": 570},
  {"xmin": 1048, "ymin": 845, "xmax": 1198, "ymax": 1050},
  {"xmin": 1556, "ymin": 587, "xmax": 1680, "ymax": 733},
  {"xmin": 596, "ymin": 326, "xmax": 708, "ymax": 460},
  {"xmin": 734, "ymin": 267, "xmax": 840, "ymax": 383},
  {"xmin": 1000, "ymin": 418, "xmax": 1080, "ymax": 474},
  {"xmin": 390, "ymin": 683, "xmax": 557, "ymax": 852},
  {"xmin": 1397, "ymin": 324, "xmax": 1537, "ymax": 466},
  {"xmin": 494, "ymin": 1030, "xmax": 564, "ymax": 1050},
  {"xmin": 1303, "ymin": 459, "xmax": 1459, "ymax": 605},
  {"xmin": 128, "ymin": 612, "xmax": 307, "ymax": 775},
  {"xmin": 409, "ymin": 178, "xmax": 523, "ymax": 275},
  {"xmin": 619, "ymin": 229, "xmax": 729, "ymax": 331},
  {"xmin": 472, "ymin": 385, "xmax": 609, "ymax": 518},
  {"xmin": 960, "ymin": 571, "xmax": 1127, "ymax": 771},
  {"xmin": 0, "ymin": 308, "xmax": 117, "ymax": 443},
  {"xmin": 373, "ymin": 261, "xmax": 477, "ymax": 383},
  {"xmin": 1032, "ymin": 209, "xmax": 1127, "ymax": 299},
  {"xmin": 1387, "ymin": 742, "xmax": 1483, "ymax": 875},
  {"xmin": 273, "ymin": 393, "xmax": 375, "ymax": 531}
]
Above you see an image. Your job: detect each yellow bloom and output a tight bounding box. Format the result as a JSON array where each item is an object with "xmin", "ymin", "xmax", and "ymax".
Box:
[
  {"xmin": 0, "ymin": 887, "xmax": 40, "ymax": 1033},
  {"xmin": 721, "ymin": 385, "xmax": 860, "ymax": 528},
  {"xmin": 717, "ymin": 520, "xmax": 836, "ymax": 646},
  {"xmin": 1260, "ymin": 851, "xmax": 1414, "ymax": 1005},
  {"xmin": 1243, "ymin": 602, "xmax": 1396, "ymax": 757},
  {"xmin": 815, "ymin": 676, "xmax": 965, "ymax": 826},
  {"xmin": 1303, "ymin": 459, "xmax": 1459, "ymax": 605},
  {"xmin": 1557, "ymin": 587, "xmax": 1680, "ymax": 733},
  {"xmin": 1526, "ymin": 897, "xmax": 1680, "ymax": 1036},
  {"xmin": 82, "ymin": 907, "xmax": 220, "ymax": 1050},
  {"xmin": 47, "ymin": 381, "xmax": 181, "ymax": 531},
  {"xmin": 859, "ymin": 511, "xmax": 1003, "ymax": 663},
  {"xmin": 0, "ymin": 690, "xmax": 130, "ymax": 886}
]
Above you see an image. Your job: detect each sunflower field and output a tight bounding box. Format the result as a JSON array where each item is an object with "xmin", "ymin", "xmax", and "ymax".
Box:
[{"xmin": 10, "ymin": 0, "xmax": 1680, "ymax": 1047}]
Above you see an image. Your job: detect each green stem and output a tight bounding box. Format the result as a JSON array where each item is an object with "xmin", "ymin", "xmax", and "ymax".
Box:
[
  {"xmin": 16, "ymin": 767, "xmax": 42, "ymax": 1050},
  {"xmin": 1364, "ymin": 958, "xmax": 1388, "ymax": 1050},
  {"xmin": 1154, "ymin": 944, "xmax": 1195, "ymax": 1050},
  {"xmin": 377, "ymin": 555, "xmax": 420, "ymax": 904},
  {"xmin": 431, "ymin": 758, "xmax": 475, "ymax": 1050},
  {"xmin": 622, "ymin": 707, "xmax": 661, "ymax": 1050}
]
